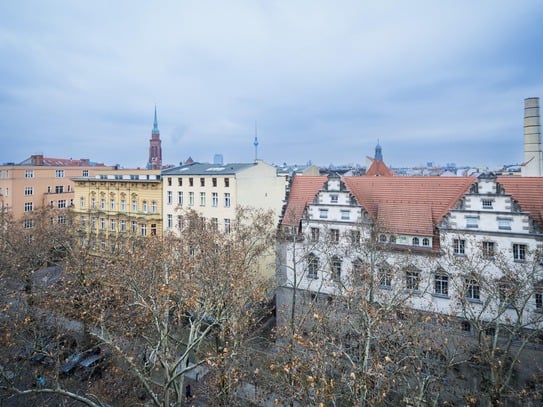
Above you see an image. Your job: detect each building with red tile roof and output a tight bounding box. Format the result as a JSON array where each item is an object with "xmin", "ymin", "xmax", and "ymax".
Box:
[{"xmin": 276, "ymin": 172, "xmax": 543, "ymax": 336}]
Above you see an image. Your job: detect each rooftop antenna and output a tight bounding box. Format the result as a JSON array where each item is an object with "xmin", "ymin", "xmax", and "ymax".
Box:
[{"xmin": 253, "ymin": 121, "xmax": 259, "ymax": 161}]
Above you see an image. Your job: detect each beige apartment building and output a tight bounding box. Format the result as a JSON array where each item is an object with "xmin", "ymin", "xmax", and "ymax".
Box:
[
  {"xmin": 161, "ymin": 160, "xmax": 286, "ymax": 278},
  {"xmin": 0, "ymin": 155, "xmax": 109, "ymax": 227},
  {"xmin": 71, "ymin": 169, "xmax": 162, "ymax": 253}
]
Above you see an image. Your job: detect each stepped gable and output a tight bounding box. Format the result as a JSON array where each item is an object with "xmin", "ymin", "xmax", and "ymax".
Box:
[
  {"xmin": 343, "ymin": 176, "xmax": 476, "ymax": 235},
  {"xmin": 497, "ymin": 177, "xmax": 543, "ymax": 228},
  {"xmin": 281, "ymin": 175, "xmax": 327, "ymax": 226}
]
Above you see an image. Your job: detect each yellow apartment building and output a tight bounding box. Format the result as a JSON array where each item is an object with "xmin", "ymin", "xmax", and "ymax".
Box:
[
  {"xmin": 72, "ymin": 169, "xmax": 162, "ymax": 253},
  {"xmin": 0, "ymin": 155, "xmax": 110, "ymax": 228}
]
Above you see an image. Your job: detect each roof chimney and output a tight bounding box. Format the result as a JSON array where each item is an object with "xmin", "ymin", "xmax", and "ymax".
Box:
[{"xmin": 522, "ymin": 97, "xmax": 542, "ymax": 176}]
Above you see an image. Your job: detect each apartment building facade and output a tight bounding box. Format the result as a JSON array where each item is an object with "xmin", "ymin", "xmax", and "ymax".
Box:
[
  {"xmin": 0, "ymin": 155, "xmax": 109, "ymax": 226},
  {"xmin": 161, "ymin": 160, "xmax": 286, "ymax": 236},
  {"xmin": 71, "ymin": 169, "xmax": 162, "ymax": 253}
]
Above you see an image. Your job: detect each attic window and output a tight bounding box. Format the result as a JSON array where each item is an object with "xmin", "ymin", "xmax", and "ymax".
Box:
[
  {"xmin": 482, "ymin": 199, "xmax": 493, "ymax": 209},
  {"xmin": 330, "ymin": 194, "xmax": 338, "ymax": 203}
]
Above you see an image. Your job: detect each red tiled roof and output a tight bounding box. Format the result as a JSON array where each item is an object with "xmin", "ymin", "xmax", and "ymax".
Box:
[
  {"xmin": 497, "ymin": 177, "xmax": 543, "ymax": 228},
  {"xmin": 343, "ymin": 176, "xmax": 476, "ymax": 235},
  {"xmin": 281, "ymin": 175, "xmax": 327, "ymax": 226},
  {"xmin": 365, "ymin": 158, "xmax": 394, "ymax": 177}
]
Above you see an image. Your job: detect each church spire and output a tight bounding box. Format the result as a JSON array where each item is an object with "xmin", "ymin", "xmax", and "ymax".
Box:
[
  {"xmin": 148, "ymin": 106, "xmax": 162, "ymax": 169},
  {"xmin": 374, "ymin": 140, "xmax": 383, "ymax": 161},
  {"xmin": 152, "ymin": 105, "xmax": 160, "ymax": 136}
]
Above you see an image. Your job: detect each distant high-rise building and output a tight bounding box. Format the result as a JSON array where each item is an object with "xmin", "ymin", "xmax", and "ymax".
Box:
[
  {"xmin": 213, "ymin": 154, "xmax": 224, "ymax": 165},
  {"xmin": 147, "ymin": 106, "xmax": 162, "ymax": 170}
]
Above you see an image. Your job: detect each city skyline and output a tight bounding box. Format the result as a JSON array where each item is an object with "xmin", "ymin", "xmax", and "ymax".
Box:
[{"xmin": 1, "ymin": 1, "xmax": 543, "ymax": 169}]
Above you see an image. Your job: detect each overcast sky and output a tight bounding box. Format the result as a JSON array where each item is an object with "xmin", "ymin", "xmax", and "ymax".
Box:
[{"xmin": 1, "ymin": 1, "xmax": 543, "ymax": 169}]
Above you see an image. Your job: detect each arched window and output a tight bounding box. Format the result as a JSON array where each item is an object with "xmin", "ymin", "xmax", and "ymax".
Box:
[
  {"xmin": 307, "ymin": 253, "xmax": 319, "ymax": 279},
  {"xmin": 412, "ymin": 237, "xmax": 420, "ymax": 246},
  {"xmin": 422, "ymin": 238, "xmax": 430, "ymax": 247},
  {"xmin": 331, "ymin": 256, "xmax": 342, "ymax": 282}
]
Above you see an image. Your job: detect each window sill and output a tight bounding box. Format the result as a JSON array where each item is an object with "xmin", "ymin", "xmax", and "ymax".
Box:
[
  {"xmin": 466, "ymin": 298, "xmax": 482, "ymax": 304},
  {"xmin": 432, "ymin": 293, "xmax": 450, "ymax": 299},
  {"xmin": 379, "ymin": 285, "xmax": 392, "ymax": 290}
]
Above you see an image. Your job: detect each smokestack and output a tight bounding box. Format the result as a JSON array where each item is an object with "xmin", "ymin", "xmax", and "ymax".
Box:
[{"xmin": 522, "ymin": 97, "xmax": 542, "ymax": 176}]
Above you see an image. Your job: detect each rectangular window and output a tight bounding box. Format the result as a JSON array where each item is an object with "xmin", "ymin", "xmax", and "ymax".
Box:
[
  {"xmin": 466, "ymin": 216, "xmax": 478, "ymax": 228},
  {"xmin": 58, "ymin": 200, "xmax": 66, "ymax": 209},
  {"xmin": 465, "ymin": 279, "xmax": 480, "ymax": 301},
  {"xmin": 82, "ymin": 169, "xmax": 89, "ymax": 177},
  {"xmin": 80, "ymin": 197, "xmax": 85, "ymax": 208},
  {"xmin": 140, "ymin": 224, "xmax": 147, "ymax": 237},
  {"xmin": 167, "ymin": 214, "xmax": 173, "ymax": 229},
  {"xmin": 24, "ymin": 202, "xmax": 33, "ymax": 212},
  {"xmin": 498, "ymin": 218, "xmax": 511, "ymax": 230},
  {"xmin": 177, "ymin": 215, "xmax": 183, "ymax": 230},
  {"xmin": 310, "ymin": 227, "xmax": 320, "ymax": 242},
  {"xmin": 513, "ymin": 244, "xmax": 527, "ymax": 262},
  {"xmin": 23, "ymin": 219, "xmax": 33, "ymax": 229},
  {"xmin": 120, "ymin": 220, "xmax": 126, "ymax": 232},
  {"xmin": 453, "ymin": 239, "xmax": 465, "ymax": 255},
  {"xmin": 91, "ymin": 198, "xmax": 96, "ymax": 209},
  {"xmin": 341, "ymin": 210, "xmax": 350, "ymax": 220},
  {"xmin": 482, "ymin": 241, "xmax": 495, "ymax": 258},
  {"xmin": 329, "ymin": 229, "xmax": 340, "ymax": 244},
  {"xmin": 536, "ymin": 288, "xmax": 542, "ymax": 310},
  {"xmin": 434, "ymin": 274, "xmax": 449, "ymax": 296},
  {"xmin": 211, "ymin": 217, "xmax": 218, "ymax": 230},
  {"xmin": 55, "ymin": 185, "xmax": 64, "ymax": 194},
  {"xmin": 132, "ymin": 200, "xmax": 137, "ymax": 211},
  {"xmin": 110, "ymin": 219, "xmax": 116, "ymax": 231},
  {"xmin": 167, "ymin": 177, "xmax": 172, "ymax": 186},
  {"xmin": 189, "ymin": 177, "xmax": 194, "ymax": 187},
  {"xmin": 91, "ymin": 217, "xmax": 96, "ymax": 229},
  {"xmin": 178, "ymin": 191, "xmax": 183, "ymax": 205},
  {"xmin": 406, "ymin": 270, "xmax": 420, "ymax": 290},
  {"xmin": 80, "ymin": 216, "xmax": 87, "ymax": 227},
  {"xmin": 200, "ymin": 177, "xmax": 205, "ymax": 187},
  {"xmin": 212, "ymin": 177, "xmax": 217, "ymax": 187},
  {"xmin": 224, "ymin": 193, "xmax": 231, "ymax": 208},
  {"xmin": 151, "ymin": 201, "xmax": 157, "ymax": 213},
  {"xmin": 56, "ymin": 169, "xmax": 64, "ymax": 178},
  {"xmin": 379, "ymin": 267, "xmax": 392, "ymax": 288},
  {"xmin": 212, "ymin": 192, "xmax": 218, "ymax": 207},
  {"xmin": 100, "ymin": 198, "xmax": 106, "ymax": 209},
  {"xmin": 131, "ymin": 221, "xmax": 137, "ymax": 233},
  {"xmin": 224, "ymin": 178, "xmax": 230, "ymax": 187},
  {"xmin": 121, "ymin": 199, "xmax": 126, "ymax": 211},
  {"xmin": 482, "ymin": 199, "xmax": 493, "ymax": 209},
  {"xmin": 189, "ymin": 192, "xmax": 194, "ymax": 206},
  {"xmin": 110, "ymin": 199, "xmax": 115, "ymax": 210},
  {"xmin": 143, "ymin": 201, "xmax": 148, "ymax": 213},
  {"xmin": 100, "ymin": 218, "xmax": 106, "ymax": 230},
  {"xmin": 330, "ymin": 194, "xmax": 338, "ymax": 203},
  {"xmin": 200, "ymin": 192, "xmax": 206, "ymax": 206},
  {"xmin": 224, "ymin": 218, "xmax": 231, "ymax": 234},
  {"xmin": 167, "ymin": 191, "xmax": 173, "ymax": 204},
  {"xmin": 151, "ymin": 224, "xmax": 157, "ymax": 236},
  {"xmin": 178, "ymin": 178, "xmax": 182, "ymax": 186},
  {"xmin": 319, "ymin": 209, "xmax": 328, "ymax": 219},
  {"xmin": 25, "ymin": 169, "xmax": 34, "ymax": 178},
  {"xmin": 350, "ymin": 230, "xmax": 361, "ymax": 245},
  {"xmin": 24, "ymin": 186, "xmax": 33, "ymax": 196}
]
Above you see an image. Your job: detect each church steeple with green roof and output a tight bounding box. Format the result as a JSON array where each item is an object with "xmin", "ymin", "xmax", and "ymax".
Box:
[{"xmin": 148, "ymin": 105, "xmax": 162, "ymax": 169}]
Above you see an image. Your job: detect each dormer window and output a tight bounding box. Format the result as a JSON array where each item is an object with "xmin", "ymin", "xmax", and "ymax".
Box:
[{"xmin": 330, "ymin": 194, "xmax": 338, "ymax": 204}]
